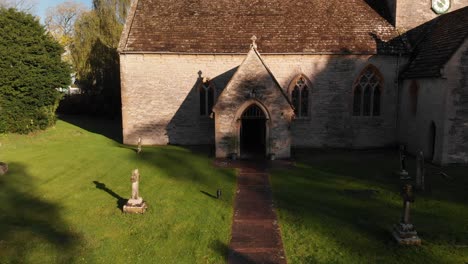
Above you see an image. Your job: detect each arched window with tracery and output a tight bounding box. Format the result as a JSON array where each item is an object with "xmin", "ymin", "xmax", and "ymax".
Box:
[
  {"xmin": 199, "ymin": 81, "xmax": 215, "ymax": 116},
  {"xmin": 352, "ymin": 65, "xmax": 383, "ymax": 116},
  {"xmin": 409, "ymin": 81, "xmax": 419, "ymax": 115},
  {"xmin": 290, "ymin": 75, "xmax": 310, "ymax": 118}
]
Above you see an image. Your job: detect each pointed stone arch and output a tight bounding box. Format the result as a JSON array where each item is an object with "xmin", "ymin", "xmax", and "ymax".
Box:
[
  {"xmin": 352, "ymin": 64, "xmax": 384, "ymax": 116},
  {"xmin": 213, "ymin": 47, "xmax": 294, "ymax": 159},
  {"xmin": 235, "ymin": 100, "xmax": 271, "ymax": 158},
  {"xmin": 234, "ymin": 99, "xmax": 272, "ymax": 123},
  {"xmin": 199, "ymin": 79, "xmax": 216, "ymax": 116},
  {"xmin": 288, "ymin": 74, "xmax": 313, "ymax": 118}
]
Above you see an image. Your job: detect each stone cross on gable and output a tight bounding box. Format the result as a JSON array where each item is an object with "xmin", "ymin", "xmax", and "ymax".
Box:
[{"xmin": 251, "ymin": 35, "xmax": 258, "ymax": 49}]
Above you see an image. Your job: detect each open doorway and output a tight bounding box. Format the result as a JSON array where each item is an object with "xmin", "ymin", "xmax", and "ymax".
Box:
[{"xmin": 240, "ymin": 104, "xmax": 267, "ymax": 159}]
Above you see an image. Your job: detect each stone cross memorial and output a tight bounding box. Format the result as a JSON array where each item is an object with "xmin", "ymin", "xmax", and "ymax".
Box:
[
  {"xmin": 392, "ymin": 184, "xmax": 421, "ymax": 245},
  {"xmin": 397, "ymin": 145, "xmax": 410, "ymax": 179},
  {"xmin": 416, "ymin": 151, "xmax": 425, "ymax": 190},
  {"xmin": 137, "ymin": 137, "xmax": 142, "ymax": 154},
  {"xmin": 123, "ymin": 169, "xmax": 148, "ymax": 214}
]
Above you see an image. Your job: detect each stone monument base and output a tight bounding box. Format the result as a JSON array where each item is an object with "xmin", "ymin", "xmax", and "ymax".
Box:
[
  {"xmin": 392, "ymin": 222, "xmax": 421, "ymax": 245},
  {"xmin": 123, "ymin": 198, "xmax": 147, "ymax": 214},
  {"xmin": 395, "ymin": 170, "xmax": 410, "ymax": 180},
  {"xmin": 0, "ymin": 162, "xmax": 8, "ymax": 176}
]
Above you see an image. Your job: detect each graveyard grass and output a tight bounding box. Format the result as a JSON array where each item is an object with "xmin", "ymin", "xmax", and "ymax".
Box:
[
  {"xmin": 0, "ymin": 116, "xmax": 235, "ymax": 263},
  {"xmin": 272, "ymin": 149, "xmax": 468, "ymax": 263},
  {"xmin": 1, "ymin": 117, "xmax": 467, "ymax": 264}
]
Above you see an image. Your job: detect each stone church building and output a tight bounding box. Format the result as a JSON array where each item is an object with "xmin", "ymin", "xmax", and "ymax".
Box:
[{"xmin": 118, "ymin": 0, "xmax": 467, "ymax": 164}]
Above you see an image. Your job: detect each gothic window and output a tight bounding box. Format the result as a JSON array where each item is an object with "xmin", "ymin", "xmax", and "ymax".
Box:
[
  {"xmin": 409, "ymin": 81, "xmax": 419, "ymax": 115},
  {"xmin": 199, "ymin": 81, "xmax": 215, "ymax": 116},
  {"xmin": 352, "ymin": 65, "xmax": 383, "ymax": 117},
  {"xmin": 290, "ymin": 76, "xmax": 310, "ymax": 118}
]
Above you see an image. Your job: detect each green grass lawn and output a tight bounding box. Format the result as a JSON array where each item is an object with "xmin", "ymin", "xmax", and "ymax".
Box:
[
  {"xmin": 0, "ymin": 117, "xmax": 236, "ymax": 263},
  {"xmin": 272, "ymin": 149, "xmax": 468, "ymax": 263}
]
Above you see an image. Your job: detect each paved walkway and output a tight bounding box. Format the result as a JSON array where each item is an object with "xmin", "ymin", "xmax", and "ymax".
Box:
[{"xmin": 228, "ymin": 162, "xmax": 287, "ymax": 264}]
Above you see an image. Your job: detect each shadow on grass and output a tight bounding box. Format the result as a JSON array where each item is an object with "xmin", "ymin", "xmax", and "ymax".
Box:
[
  {"xmin": 271, "ymin": 149, "xmax": 468, "ymax": 263},
  {"xmin": 93, "ymin": 181, "xmax": 127, "ymax": 211},
  {"xmin": 0, "ymin": 162, "xmax": 82, "ymax": 263},
  {"xmin": 128, "ymin": 146, "xmax": 236, "ymax": 199},
  {"xmin": 59, "ymin": 114, "xmax": 122, "ymax": 143},
  {"xmin": 211, "ymin": 240, "xmax": 259, "ymax": 264},
  {"xmin": 200, "ymin": 190, "xmax": 218, "ymax": 199}
]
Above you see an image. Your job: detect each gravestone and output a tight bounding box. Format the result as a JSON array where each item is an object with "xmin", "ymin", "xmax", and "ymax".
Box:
[
  {"xmin": 137, "ymin": 137, "xmax": 142, "ymax": 154},
  {"xmin": 396, "ymin": 145, "xmax": 410, "ymax": 179},
  {"xmin": 123, "ymin": 169, "xmax": 148, "ymax": 214},
  {"xmin": 416, "ymin": 151, "xmax": 425, "ymax": 190},
  {"xmin": 392, "ymin": 184, "xmax": 421, "ymax": 245},
  {"xmin": 0, "ymin": 162, "xmax": 8, "ymax": 175}
]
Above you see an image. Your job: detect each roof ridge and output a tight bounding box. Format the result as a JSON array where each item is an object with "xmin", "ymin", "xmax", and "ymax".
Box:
[{"xmin": 252, "ymin": 48, "xmax": 294, "ymax": 108}]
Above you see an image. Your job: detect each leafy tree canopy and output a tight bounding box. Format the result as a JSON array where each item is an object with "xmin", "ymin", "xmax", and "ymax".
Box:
[
  {"xmin": 60, "ymin": 0, "xmax": 129, "ymax": 117},
  {"xmin": 0, "ymin": 8, "xmax": 71, "ymax": 133}
]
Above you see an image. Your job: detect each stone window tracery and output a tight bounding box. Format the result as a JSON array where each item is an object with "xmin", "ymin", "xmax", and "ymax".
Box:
[
  {"xmin": 199, "ymin": 81, "xmax": 215, "ymax": 116},
  {"xmin": 353, "ymin": 65, "xmax": 383, "ymax": 117},
  {"xmin": 290, "ymin": 76, "xmax": 310, "ymax": 118}
]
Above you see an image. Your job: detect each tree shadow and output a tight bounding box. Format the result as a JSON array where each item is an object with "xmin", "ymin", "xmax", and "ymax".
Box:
[
  {"xmin": 92, "ymin": 181, "xmax": 127, "ymax": 211},
  {"xmin": 121, "ymin": 67, "xmax": 238, "ymax": 146},
  {"xmin": 0, "ymin": 162, "xmax": 82, "ymax": 263},
  {"xmin": 59, "ymin": 114, "xmax": 123, "ymax": 143},
  {"xmin": 271, "ymin": 149, "xmax": 468, "ymax": 262}
]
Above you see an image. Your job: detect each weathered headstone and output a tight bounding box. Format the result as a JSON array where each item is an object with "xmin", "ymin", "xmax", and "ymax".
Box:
[
  {"xmin": 0, "ymin": 162, "xmax": 8, "ymax": 175},
  {"xmin": 137, "ymin": 137, "xmax": 142, "ymax": 154},
  {"xmin": 392, "ymin": 184, "xmax": 421, "ymax": 245},
  {"xmin": 123, "ymin": 169, "xmax": 148, "ymax": 214},
  {"xmin": 397, "ymin": 145, "xmax": 410, "ymax": 179},
  {"xmin": 416, "ymin": 151, "xmax": 425, "ymax": 190}
]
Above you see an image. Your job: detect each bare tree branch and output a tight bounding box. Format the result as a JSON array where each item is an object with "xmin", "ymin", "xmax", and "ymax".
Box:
[{"xmin": 0, "ymin": 0, "xmax": 38, "ymax": 13}]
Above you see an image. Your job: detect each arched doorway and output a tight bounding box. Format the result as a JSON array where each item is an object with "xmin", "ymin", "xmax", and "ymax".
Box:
[
  {"xmin": 429, "ymin": 122, "xmax": 436, "ymax": 161},
  {"xmin": 240, "ymin": 104, "xmax": 267, "ymax": 159}
]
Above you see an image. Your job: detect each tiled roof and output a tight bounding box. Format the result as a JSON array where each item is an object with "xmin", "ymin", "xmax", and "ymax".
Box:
[
  {"xmin": 119, "ymin": 0, "xmax": 405, "ymax": 54},
  {"xmin": 403, "ymin": 7, "xmax": 468, "ymax": 79}
]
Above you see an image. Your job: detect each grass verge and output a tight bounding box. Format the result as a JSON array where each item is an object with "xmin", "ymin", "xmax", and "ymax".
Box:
[
  {"xmin": 0, "ymin": 117, "xmax": 235, "ymax": 263},
  {"xmin": 271, "ymin": 149, "xmax": 468, "ymax": 263}
]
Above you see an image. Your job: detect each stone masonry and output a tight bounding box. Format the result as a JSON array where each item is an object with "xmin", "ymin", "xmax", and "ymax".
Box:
[
  {"xmin": 381, "ymin": 0, "xmax": 466, "ymax": 30},
  {"xmin": 120, "ymin": 52, "xmax": 401, "ymax": 155},
  {"xmin": 213, "ymin": 47, "xmax": 294, "ymax": 159}
]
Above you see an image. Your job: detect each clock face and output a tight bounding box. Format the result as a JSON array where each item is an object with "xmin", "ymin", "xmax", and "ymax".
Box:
[{"xmin": 432, "ymin": 0, "xmax": 451, "ymax": 14}]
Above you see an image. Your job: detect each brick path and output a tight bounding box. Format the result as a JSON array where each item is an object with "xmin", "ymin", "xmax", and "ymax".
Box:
[{"xmin": 228, "ymin": 162, "xmax": 287, "ymax": 264}]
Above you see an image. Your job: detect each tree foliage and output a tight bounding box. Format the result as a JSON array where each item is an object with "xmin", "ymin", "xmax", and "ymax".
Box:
[
  {"xmin": 44, "ymin": 1, "xmax": 86, "ymax": 63},
  {"xmin": 64, "ymin": 0, "xmax": 130, "ymax": 116},
  {"xmin": 0, "ymin": 0, "xmax": 36, "ymax": 13},
  {"xmin": 0, "ymin": 8, "xmax": 71, "ymax": 133}
]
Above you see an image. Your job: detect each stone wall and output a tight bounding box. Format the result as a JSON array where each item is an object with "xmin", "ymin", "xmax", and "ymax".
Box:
[
  {"xmin": 398, "ymin": 40, "xmax": 468, "ymax": 164},
  {"xmin": 213, "ymin": 49, "xmax": 294, "ymax": 158},
  {"xmin": 398, "ymin": 78, "xmax": 448, "ymax": 164},
  {"xmin": 445, "ymin": 40, "xmax": 468, "ymax": 164},
  {"xmin": 393, "ymin": 0, "xmax": 465, "ymax": 31},
  {"xmin": 264, "ymin": 55, "xmax": 401, "ymax": 148},
  {"xmin": 120, "ymin": 53, "xmax": 400, "ymax": 148},
  {"xmin": 120, "ymin": 53, "xmax": 243, "ymax": 145}
]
